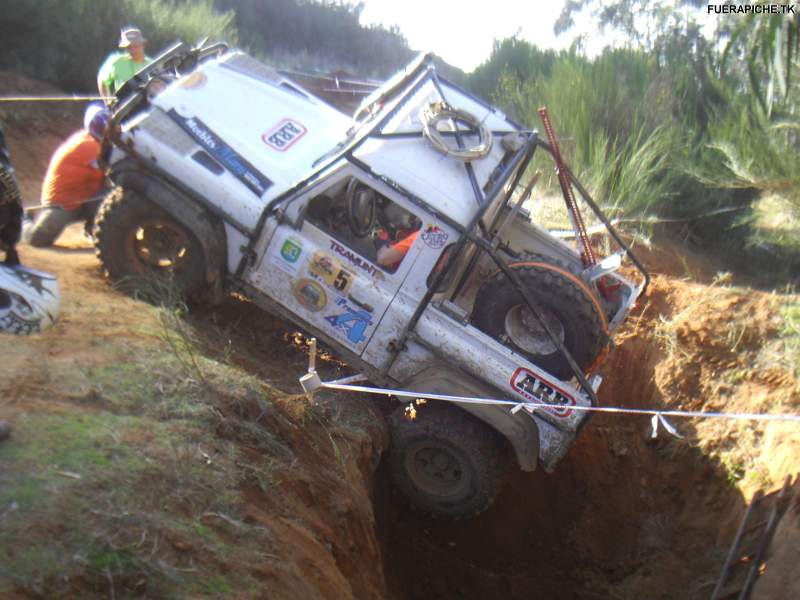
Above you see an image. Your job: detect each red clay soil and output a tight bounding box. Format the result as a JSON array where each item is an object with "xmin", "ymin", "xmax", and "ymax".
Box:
[
  {"xmin": 378, "ymin": 265, "xmax": 800, "ymax": 600},
  {"xmin": 0, "ymin": 71, "xmax": 85, "ymax": 207}
]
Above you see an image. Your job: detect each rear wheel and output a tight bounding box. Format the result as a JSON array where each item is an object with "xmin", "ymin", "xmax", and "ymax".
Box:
[
  {"xmin": 94, "ymin": 187, "xmax": 206, "ymax": 301},
  {"xmin": 472, "ymin": 255, "xmax": 607, "ymax": 379},
  {"xmin": 388, "ymin": 403, "xmax": 504, "ymax": 519}
]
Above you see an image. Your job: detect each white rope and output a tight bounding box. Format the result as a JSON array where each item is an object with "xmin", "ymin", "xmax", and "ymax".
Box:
[
  {"xmin": 320, "ymin": 381, "xmax": 800, "ymax": 424},
  {"xmin": 0, "ymin": 95, "xmax": 108, "ymax": 102}
]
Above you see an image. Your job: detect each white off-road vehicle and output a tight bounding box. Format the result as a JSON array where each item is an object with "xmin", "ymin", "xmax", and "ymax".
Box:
[{"xmin": 96, "ymin": 42, "xmax": 648, "ymax": 518}]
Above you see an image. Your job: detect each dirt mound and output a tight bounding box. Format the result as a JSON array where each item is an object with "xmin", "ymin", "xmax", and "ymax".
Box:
[
  {"xmin": 0, "ymin": 71, "xmax": 85, "ymax": 205},
  {"xmin": 0, "ymin": 231, "xmax": 390, "ymax": 599}
]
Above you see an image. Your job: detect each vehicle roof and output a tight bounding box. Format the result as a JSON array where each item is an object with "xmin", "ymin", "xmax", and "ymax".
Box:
[
  {"xmin": 136, "ymin": 50, "xmax": 528, "ymax": 228},
  {"xmin": 347, "ymin": 55, "xmax": 526, "ymax": 226}
]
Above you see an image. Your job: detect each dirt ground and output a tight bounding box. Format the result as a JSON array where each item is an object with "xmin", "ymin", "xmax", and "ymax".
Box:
[{"xmin": 2, "ymin": 72, "xmax": 799, "ymax": 599}]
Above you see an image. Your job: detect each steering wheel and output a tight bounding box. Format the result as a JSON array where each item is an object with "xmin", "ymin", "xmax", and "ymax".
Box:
[{"xmin": 345, "ymin": 179, "xmax": 377, "ymax": 238}]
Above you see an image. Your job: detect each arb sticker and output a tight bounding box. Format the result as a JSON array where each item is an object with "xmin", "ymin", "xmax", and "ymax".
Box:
[
  {"xmin": 510, "ymin": 367, "xmax": 576, "ymax": 418},
  {"xmin": 309, "ymin": 252, "xmax": 354, "ymax": 295},
  {"xmin": 262, "ymin": 119, "xmax": 307, "ymax": 151},
  {"xmin": 421, "ymin": 225, "xmax": 448, "ymax": 249},
  {"xmin": 292, "ymin": 278, "xmax": 327, "ymax": 312}
]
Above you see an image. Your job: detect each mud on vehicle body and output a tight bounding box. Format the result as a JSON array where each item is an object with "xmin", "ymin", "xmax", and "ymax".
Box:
[{"xmin": 97, "ymin": 42, "xmax": 648, "ymax": 518}]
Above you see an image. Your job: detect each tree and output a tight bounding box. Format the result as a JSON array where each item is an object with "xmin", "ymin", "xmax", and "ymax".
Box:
[{"xmin": 722, "ymin": 8, "xmax": 800, "ymax": 117}]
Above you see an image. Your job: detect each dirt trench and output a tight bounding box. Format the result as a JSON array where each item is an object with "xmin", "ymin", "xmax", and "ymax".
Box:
[
  {"xmin": 192, "ymin": 269, "xmax": 797, "ymax": 600},
  {"xmin": 374, "ymin": 321, "xmax": 737, "ymax": 600}
]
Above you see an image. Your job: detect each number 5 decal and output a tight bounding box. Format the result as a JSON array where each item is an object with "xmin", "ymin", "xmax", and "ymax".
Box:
[
  {"xmin": 309, "ymin": 251, "xmax": 355, "ymax": 295},
  {"xmin": 334, "ymin": 270, "xmax": 352, "ymax": 292}
]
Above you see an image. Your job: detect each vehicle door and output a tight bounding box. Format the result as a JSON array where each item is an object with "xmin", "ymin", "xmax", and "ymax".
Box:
[{"xmin": 249, "ymin": 169, "xmax": 427, "ymax": 356}]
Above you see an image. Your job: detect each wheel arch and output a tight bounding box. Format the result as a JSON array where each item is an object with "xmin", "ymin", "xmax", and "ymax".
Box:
[
  {"xmin": 110, "ymin": 162, "xmax": 228, "ymax": 304},
  {"xmin": 402, "ymin": 363, "xmax": 539, "ymax": 472}
]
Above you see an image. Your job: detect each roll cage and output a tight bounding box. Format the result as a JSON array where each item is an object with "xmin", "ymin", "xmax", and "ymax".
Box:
[{"xmin": 105, "ymin": 45, "xmax": 650, "ymax": 413}]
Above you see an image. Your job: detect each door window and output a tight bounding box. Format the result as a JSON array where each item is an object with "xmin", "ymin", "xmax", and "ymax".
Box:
[{"xmin": 304, "ymin": 177, "xmax": 422, "ymax": 274}]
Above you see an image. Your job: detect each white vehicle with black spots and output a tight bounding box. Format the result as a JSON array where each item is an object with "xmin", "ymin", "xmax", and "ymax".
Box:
[{"xmin": 96, "ymin": 42, "xmax": 649, "ymax": 518}]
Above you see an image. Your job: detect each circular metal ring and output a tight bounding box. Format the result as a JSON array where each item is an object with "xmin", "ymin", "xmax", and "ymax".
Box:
[{"xmin": 421, "ymin": 101, "xmax": 493, "ymax": 161}]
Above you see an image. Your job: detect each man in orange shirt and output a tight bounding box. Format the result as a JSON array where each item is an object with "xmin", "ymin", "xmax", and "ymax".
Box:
[
  {"xmin": 376, "ymin": 229, "xmax": 419, "ymax": 271},
  {"xmin": 24, "ymin": 105, "xmax": 109, "ymax": 247}
]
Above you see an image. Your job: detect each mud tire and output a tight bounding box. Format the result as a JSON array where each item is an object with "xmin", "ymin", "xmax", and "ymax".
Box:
[
  {"xmin": 388, "ymin": 403, "xmax": 503, "ymax": 519},
  {"xmin": 471, "ymin": 254, "xmax": 607, "ymax": 379},
  {"xmin": 94, "ymin": 187, "xmax": 206, "ymax": 301}
]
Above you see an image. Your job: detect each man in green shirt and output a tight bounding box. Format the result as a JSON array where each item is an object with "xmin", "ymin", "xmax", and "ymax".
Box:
[{"xmin": 97, "ymin": 27, "xmax": 152, "ymax": 101}]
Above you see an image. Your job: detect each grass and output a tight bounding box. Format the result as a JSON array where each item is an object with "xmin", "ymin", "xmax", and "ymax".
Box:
[
  {"xmin": 0, "ymin": 270, "xmax": 384, "ymax": 597},
  {"xmin": 0, "ymin": 320, "xmax": 268, "ymax": 596},
  {"xmin": 778, "ymin": 296, "xmax": 800, "ymax": 377}
]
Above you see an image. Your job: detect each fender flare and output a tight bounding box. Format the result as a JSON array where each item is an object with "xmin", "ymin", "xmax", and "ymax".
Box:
[
  {"xmin": 110, "ymin": 161, "xmax": 227, "ymax": 303},
  {"xmin": 402, "ymin": 364, "xmax": 539, "ymax": 472}
]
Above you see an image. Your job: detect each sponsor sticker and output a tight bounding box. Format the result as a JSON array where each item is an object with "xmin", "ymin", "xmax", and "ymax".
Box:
[
  {"xmin": 309, "ymin": 252, "xmax": 354, "ymax": 295},
  {"xmin": 280, "ymin": 237, "xmax": 303, "ymax": 264},
  {"xmin": 272, "ymin": 236, "xmax": 303, "ymax": 274},
  {"xmin": 324, "ymin": 297, "xmax": 373, "ymax": 344},
  {"xmin": 262, "ymin": 118, "xmax": 307, "ymax": 151},
  {"xmin": 167, "ymin": 109, "xmax": 273, "ymax": 196},
  {"xmin": 328, "ymin": 239, "xmax": 382, "ymax": 278},
  {"xmin": 292, "ymin": 278, "xmax": 327, "ymax": 312},
  {"xmin": 510, "ymin": 367, "xmax": 576, "ymax": 418},
  {"xmin": 179, "ymin": 72, "xmax": 207, "ymax": 90},
  {"xmin": 421, "ymin": 225, "xmax": 448, "ymax": 249}
]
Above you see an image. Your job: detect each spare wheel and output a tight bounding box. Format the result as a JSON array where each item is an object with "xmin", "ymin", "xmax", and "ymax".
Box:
[{"xmin": 471, "ymin": 255, "xmax": 608, "ymax": 379}]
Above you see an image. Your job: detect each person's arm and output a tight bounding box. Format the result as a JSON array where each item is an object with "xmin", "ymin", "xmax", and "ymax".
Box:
[
  {"xmin": 96, "ymin": 55, "xmax": 116, "ymax": 104},
  {"xmin": 376, "ymin": 244, "xmax": 405, "ymax": 268},
  {"xmin": 376, "ymin": 230, "xmax": 419, "ymax": 269}
]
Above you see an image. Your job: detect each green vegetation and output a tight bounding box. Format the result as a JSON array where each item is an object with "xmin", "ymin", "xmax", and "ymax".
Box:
[
  {"xmin": 1, "ymin": 0, "xmax": 797, "ymax": 264},
  {"xmin": 0, "ymin": 343, "xmax": 268, "ymax": 596},
  {"xmin": 489, "ymin": 48, "xmax": 685, "ymax": 219},
  {"xmin": 214, "ymin": 0, "xmax": 414, "ymax": 75},
  {"xmin": 779, "ymin": 297, "xmax": 800, "ymax": 375},
  {"xmin": 1, "ymin": 0, "xmax": 237, "ymax": 90},
  {"xmin": 466, "ymin": 3, "xmax": 800, "ymax": 269},
  {"xmin": 0, "ymin": 0, "xmax": 414, "ymax": 91}
]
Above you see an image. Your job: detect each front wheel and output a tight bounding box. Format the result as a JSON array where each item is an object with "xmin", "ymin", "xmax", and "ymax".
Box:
[
  {"xmin": 94, "ymin": 187, "xmax": 206, "ymax": 301},
  {"xmin": 388, "ymin": 403, "xmax": 504, "ymax": 519}
]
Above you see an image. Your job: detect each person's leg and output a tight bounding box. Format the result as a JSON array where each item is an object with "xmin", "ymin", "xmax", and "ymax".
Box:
[
  {"xmin": 22, "ymin": 206, "xmax": 80, "ymax": 247},
  {"xmin": 77, "ymin": 194, "xmax": 105, "ymax": 238}
]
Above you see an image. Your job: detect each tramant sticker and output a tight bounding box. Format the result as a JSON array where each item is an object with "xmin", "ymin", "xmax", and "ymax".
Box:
[
  {"xmin": 510, "ymin": 367, "xmax": 576, "ymax": 418},
  {"xmin": 328, "ymin": 240, "xmax": 381, "ymax": 278}
]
